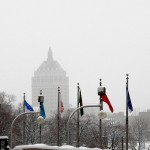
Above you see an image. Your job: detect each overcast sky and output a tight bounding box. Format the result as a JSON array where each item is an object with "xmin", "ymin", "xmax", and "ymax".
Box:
[{"xmin": 0, "ymin": 0, "xmax": 150, "ymax": 113}]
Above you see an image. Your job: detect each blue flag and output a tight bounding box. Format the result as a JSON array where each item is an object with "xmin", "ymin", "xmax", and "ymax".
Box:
[
  {"xmin": 24, "ymin": 100, "xmax": 34, "ymax": 112},
  {"xmin": 127, "ymin": 89, "xmax": 133, "ymax": 112},
  {"xmin": 40, "ymin": 102, "xmax": 46, "ymax": 119}
]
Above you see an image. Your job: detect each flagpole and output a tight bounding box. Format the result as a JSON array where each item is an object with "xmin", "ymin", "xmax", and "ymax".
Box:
[
  {"xmin": 77, "ymin": 83, "xmax": 80, "ymax": 147},
  {"xmin": 23, "ymin": 93, "xmax": 25, "ymax": 145},
  {"xmin": 59, "ymin": 91, "xmax": 62, "ymax": 145},
  {"xmin": 57, "ymin": 87, "xmax": 60, "ymax": 146},
  {"xmin": 99, "ymin": 79, "xmax": 103, "ymax": 149},
  {"xmin": 126, "ymin": 74, "xmax": 129, "ymax": 150},
  {"xmin": 39, "ymin": 90, "xmax": 42, "ymax": 143}
]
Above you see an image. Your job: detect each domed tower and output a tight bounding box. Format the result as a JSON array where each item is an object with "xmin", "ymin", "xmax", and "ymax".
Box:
[
  {"xmin": 47, "ymin": 47, "xmax": 53, "ymax": 61},
  {"xmin": 32, "ymin": 47, "xmax": 69, "ymax": 116}
]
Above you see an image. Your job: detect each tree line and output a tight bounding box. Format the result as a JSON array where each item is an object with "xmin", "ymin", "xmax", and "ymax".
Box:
[{"xmin": 0, "ymin": 91, "xmax": 150, "ymax": 149}]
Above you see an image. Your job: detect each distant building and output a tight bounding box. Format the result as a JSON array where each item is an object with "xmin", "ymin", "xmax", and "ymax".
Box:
[
  {"xmin": 32, "ymin": 48, "xmax": 69, "ymax": 117},
  {"xmin": 84, "ymin": 107, "xmax": 100, "ymax": 116},
  {"xmin": 139, "ymin": 110, "xmax": 150, "ymax": 128},
  {"xmin": 106, "ymin": 112, "xmax": 125, "ymax": 124},
  {"xmin": 83, "ymin": 108, "xmax": 126, "ymax": 124}
]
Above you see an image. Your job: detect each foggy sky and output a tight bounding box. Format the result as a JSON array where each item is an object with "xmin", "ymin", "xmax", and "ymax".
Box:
[{"xmin": 0, "ymin": 0, "xmax": 150, "ymax": 113}]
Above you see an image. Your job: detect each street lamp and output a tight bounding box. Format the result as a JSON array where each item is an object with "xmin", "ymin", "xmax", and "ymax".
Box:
[
  {"xmin": 98, "ymin": 110, "xmax": 107, "ymax": 120},
  {"xmin": 98, "ymin": 79, "xmax": 106, "ymax": 149},
  {"xmin": 10, "ymin": 111, "xmax": 40, "ymax": 149},
  {"xmin": 38, "ymin": 90, "xmax": 44, "ymax": 103},
  {"xmin": 67, "ymin": 104, "xmax": 101, "ymax": 145},
  {"xmin": 10, "ymin": 91, "xmax": 45, "ymax": 149},
  {"xmin": 38, "ymin": 90, "xmax": 45, "ymax": 143},
  {"xmin": 37, "ymin": 116, "xmax": 45, "ymax": 125}
]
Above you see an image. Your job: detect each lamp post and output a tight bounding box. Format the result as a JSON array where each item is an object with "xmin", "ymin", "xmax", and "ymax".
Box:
[
  {"xmin": 126, "ymin": 74, "xmax": 129, "ymax": 150},
  {"xmin": 57, "ymin": 87, "xmax": 60, "ymax": 146},
  {"xmin": 98, "ymin": 79, "xmax": 106, "ymax": 148},
  {"xmin": 38, "ymin": 90, "xmax": 44, "ymax": 143},
  {"xmin": 67, "ymin": 104, "xmax": 102, "ymax": 145},
  {"xmin": 10, "ymin": 111, "xmax": 40, "ymax": 149},
  {"xmin": 77, "ymin": 83, "xmax": 80, "ymax": 147},
  {"xmin": 23, "ymin": 93, "xmax": 25, "ymax": 145},
  {"xmin": 122, "ymin": 136, "xmax": 124, "ymax": 150}
]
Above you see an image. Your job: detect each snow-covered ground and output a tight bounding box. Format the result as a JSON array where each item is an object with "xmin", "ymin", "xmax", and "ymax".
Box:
[
  {"xmin": 12, "ymin": 142, "xmax": 150, "ymax": 150},
  {"xmin": 134, "ymin": 142, "xmax": 150, "ymax": 150},
  {"xmin": 13, "ymin": 144, "xmax": 109, "ymax": 150}
]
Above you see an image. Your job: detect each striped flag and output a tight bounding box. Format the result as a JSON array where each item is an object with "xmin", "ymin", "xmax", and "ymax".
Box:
[{"xmin": 60, "ymin": 100, "xmax": 64, "ymax": 113}]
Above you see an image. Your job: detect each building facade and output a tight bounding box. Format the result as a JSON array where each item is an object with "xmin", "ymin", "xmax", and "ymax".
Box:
[{"xmin": 32, "ymin": 48, "xmax": 69, "ymax": 117}]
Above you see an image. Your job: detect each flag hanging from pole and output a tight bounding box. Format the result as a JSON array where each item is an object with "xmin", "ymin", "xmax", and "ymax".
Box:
[
  {"xmin": 79, "ymin": 90, "xmax": 84, "ymax": 116},
  {"xmin": 100, "ymin": 94, "xmax": 114, "ymax": 112},
  {"xmin": 60, "ymin": 100, "xmax": 64, "ymax": 113},
  {"xmin": 126, "ymin": 88, "xmax": 133, "ymax": 112},
  {"xmin": 40, "ymin": 102, "xmax": 46, "ymax": 119},
  {"xmin": 24, "ymin": 100, "xmax": 34, "ymax": 112}
]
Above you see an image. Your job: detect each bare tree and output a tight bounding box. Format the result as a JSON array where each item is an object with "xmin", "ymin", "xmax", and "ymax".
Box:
[
  {"xmin": 0, "ymin": 91, "xmax": 16, "ymax": 136},
  {"xmin": 130, "ymin": 111, "xmax": 149, "ymax": 150},
  {"xmin": 12, "ymin": 102, "xmax": 40, "ymax": 147},
  {"xmin": 79, "ymin": 114, "xmax": 99, "ymax": 148}
]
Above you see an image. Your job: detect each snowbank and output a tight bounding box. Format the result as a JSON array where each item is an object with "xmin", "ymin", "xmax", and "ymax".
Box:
[{"xmin": 13, "ymin": 144, "xmax": 108, "ymax": 150}]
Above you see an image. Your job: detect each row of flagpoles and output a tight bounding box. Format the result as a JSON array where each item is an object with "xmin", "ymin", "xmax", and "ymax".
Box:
[
  {"xmin": 76, "ymin": 75, "xmax": 133, "ymax": 149},
  {"xmin": 22, "ymin": 74, "xmax": 133, "ymax": 149},
  {"xmin": 23, "ymin": 90, "xmax": 47, "ymax": 144},
  {"xmin": 23, "ymin": 88, "xmax": 64, "ymax": 145}
]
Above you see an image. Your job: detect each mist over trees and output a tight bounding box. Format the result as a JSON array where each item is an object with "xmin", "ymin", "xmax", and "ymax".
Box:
[{"xmin": 1, "ymin": 91, "xmax": 150, "ymax": 149}]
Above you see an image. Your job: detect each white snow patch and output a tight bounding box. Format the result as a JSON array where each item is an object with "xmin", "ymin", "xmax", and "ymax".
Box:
[
  {"xmin": 0, "ymin": 136, "xmax": 8, "ymax": 139},
  {"xmin": 13, "ymin": 144, "xmax": 108, "ymax": 150}
]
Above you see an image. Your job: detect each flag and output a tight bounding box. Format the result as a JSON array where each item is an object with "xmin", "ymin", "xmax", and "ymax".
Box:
[
  {"xmin": 101, "ymin": 94, "xmax": 114, "ymax": 112},
  {"xmin": 79, "ymin": 90, "xmax": 84, "ymax": 116},
  {"xmin": 24, "ymin": 100, "xmax": 34, "ymax": 112},
  {"xmin": 60, "ymin": 100, "xmax": 64, "ymax": 113},
  {"xmin": 40, "ymin": 102, "xmax": 46, "ymax": 119},
  {"xmin": 127, "ymin": 88, "xmax": 133, "ymax": 112}
]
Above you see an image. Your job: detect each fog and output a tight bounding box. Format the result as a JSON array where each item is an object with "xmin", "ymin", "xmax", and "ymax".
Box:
[{"xmin": 0, "ymin": 0, "xmax": 150, "ymax": 113}]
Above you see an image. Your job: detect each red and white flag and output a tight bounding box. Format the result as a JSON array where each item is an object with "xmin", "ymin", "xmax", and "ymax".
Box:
[
  {"xmin": 60, "ymin": 100, "xmax": 64, "ymax": 113},
  {"xmin": 100, "ymin": 94, "xmax": 114, "ymax": 112}
]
